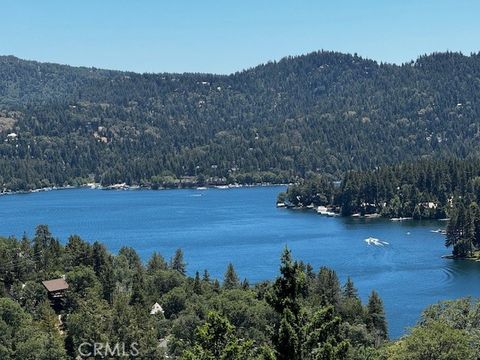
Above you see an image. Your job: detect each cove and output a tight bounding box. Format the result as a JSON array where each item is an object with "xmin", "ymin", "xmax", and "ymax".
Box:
[{"xmin": 1, "ymin": 185, "xmax": 479, "ymax": 338}]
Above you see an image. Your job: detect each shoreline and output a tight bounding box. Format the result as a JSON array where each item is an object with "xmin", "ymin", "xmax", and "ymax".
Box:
[
  {"xmin": 442, "ymin": 254, "xmax": 480, "ymax": 262},
  {"xmin": 279, "ymin": 203, "xmax": 449, "ymax": 221},
  {"xmin": 0, "ymin": 182, "xmax": 290, "ymax": 197}
]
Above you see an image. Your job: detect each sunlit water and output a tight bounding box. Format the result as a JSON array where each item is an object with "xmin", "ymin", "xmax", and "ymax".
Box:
[{"xmin": 1, "ymin": 186, "xmax": 479, "ymax": 338}]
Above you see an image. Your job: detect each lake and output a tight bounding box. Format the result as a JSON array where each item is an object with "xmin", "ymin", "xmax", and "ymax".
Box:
[{"xmin": 1, "ymin": 185, "xmax": 479, "ymax": 338}]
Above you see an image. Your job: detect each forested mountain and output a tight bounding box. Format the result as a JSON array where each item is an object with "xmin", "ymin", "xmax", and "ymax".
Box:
[{"xmin": 1, "ymin": 51, "xmax": 480, "ymax": 190}]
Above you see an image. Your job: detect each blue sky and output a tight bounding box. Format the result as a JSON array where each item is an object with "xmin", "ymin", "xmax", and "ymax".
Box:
[{"xmin": 2, "ymin": 0, "xmax": 479, "ymax": 74}]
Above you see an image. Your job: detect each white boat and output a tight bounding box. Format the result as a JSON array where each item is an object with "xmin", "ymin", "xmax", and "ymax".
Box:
[{"xmin": 365, "ymin": 237, "xmax": 389, "ymax": 246}]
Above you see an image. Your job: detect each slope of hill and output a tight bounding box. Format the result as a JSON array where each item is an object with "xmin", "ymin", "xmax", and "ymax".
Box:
[{"xmin": 1, "ymin": 51, "xmax": 480, "ymax": 190}]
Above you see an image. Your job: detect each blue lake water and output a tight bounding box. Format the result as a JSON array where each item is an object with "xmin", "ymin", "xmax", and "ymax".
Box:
[{"xmin": 1, "ymin": 186, "xmax": 479, "ymax": 338}]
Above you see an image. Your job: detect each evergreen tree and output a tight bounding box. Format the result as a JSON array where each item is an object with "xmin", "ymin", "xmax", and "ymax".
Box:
[
  {"xmin": 267, "ymin": 247, "xmax": 307, "ymax": 360},
  {"xmin": 171, "ymin": 248, "xmax": 186, "ymax": 275},
  {"xmin": 223, "ymin": 263, "xmax": 240, "ymax": 290},
  {"xmin": 181, "ymin": 312, "xmax": 256, "ymax": 359},
  {"xmin": 276, "ymin": 308, "xmax": 301, "ymax": 360},
  {"xmin": 147, "ymin": 251, "xmax": 168, "ymax": 273},
  {"xmin": 339, "ymin": 277, "xmax": 363, "ymax": 324},
  {"xmin": 366, "ymin": 290, "xmax": 388, "ymax": 344},
  {"xmin": 343, "ymin": 277, "xmax": 358, "ymax": 299},
  {"xmin": 193, "ymin": 271, "xmax": 202, "ymax": 295},
  {"xmin": 314, "ymin": 267, "xmax": 341, "ymax": 307},
  {"xmin": 202, "ymin": 269, "xmax": 211, "ymax": 283},
  {"xmin": 302, "ymin": 305, "xmax": 349, "ymax": 360},
  {"xmin": 32, "ymin": 225, "xmax": 61, "ymax": 273}
]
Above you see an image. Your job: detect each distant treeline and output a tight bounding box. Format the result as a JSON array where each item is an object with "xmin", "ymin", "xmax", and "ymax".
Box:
[{"xmin": 3, "ymin": 51, "xmax": 480, "ymax": 190}]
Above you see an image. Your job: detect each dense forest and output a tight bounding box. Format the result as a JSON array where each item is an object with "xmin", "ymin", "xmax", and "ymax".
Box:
[
  {"xmin": 2, "ymin": 51, "xmax": 480, "ymax": 191},
  {"xmin": 1, "ymin": 225, "xmax": 478, "ymax": 359},
  {"xmin": 281, "ymin": 158, "xmax": 480, "ymax": 258}
]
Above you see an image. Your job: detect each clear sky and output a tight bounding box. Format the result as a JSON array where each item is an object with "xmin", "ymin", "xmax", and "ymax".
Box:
[{"xmin": 2, "ymin": 0, "xmax": 479, "ymax": 74}]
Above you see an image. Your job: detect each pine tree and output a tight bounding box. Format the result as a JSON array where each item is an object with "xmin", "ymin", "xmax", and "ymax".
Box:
[
  {"xmin": 32, "ymin": 225, "xmax": 60, "ymax": 272},
  {"xmin": 366, "ymin": 290, "xmax": 387, "ymax": 344},
  {"xmin": 276, "ymin": 308, "xmax": 300, "ymax": 360},
  {"xmin": 343, "ymin": 277, "xmax": 358, "ymax": 299},
  {"xmin": 170, "ymin": 248, "xmax": 186, "ymax": 275},
  {"xmin": 147, "ymin": 251, "xmax": 168, "ymax": 272},
  {"xmin": 315, "ymin": 267, "xmax": 341, "ymax": 307},
  {"xmin": 267, "ymin": 247, "xmax": 307, "ymax": 360},
  {"xmin": 223, "ymin": 263, "xmax": 239, "ymax": 290},
  {"xmin": 202, "ymin": 269, "xmax": 210, "ymax": 283},
  {"xmin": 340, "ymin": 277, "xmax": 363, "ymax": 324},
  {"xmin": 193, "ymin": 271, "xmax": 202, "ymax": 295},
  {"xmin": 302, "ymin": 305, "xmax": 349, "ymax": 360},
  {"xmin": 130, "ymin": 265, "xmax": 145, "ymax": 306},
  {"xmin": 182, "ymin": 312, "xmax": 255, "ymax": 359},
  {"xmin": 213, "ymin": 279, "xmax": 220, "ymax": 293}
]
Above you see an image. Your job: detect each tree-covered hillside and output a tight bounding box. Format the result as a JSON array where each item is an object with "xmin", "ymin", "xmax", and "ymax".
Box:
[
  {"xmin": 1, "ymin": 226, "xmax": 479, "ymax": 359},
  {"xmin": 2, "ymin": 51, "xmax": 480, "ymax": 190},
  {"xmin": 0, "ymin": 225, "xmax": 387, "ymax": 359}
]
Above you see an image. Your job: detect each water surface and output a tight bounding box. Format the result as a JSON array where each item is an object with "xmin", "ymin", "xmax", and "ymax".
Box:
[{"xmin": 1, "ymin": 186, "xmax": 479, "ymax": 338}]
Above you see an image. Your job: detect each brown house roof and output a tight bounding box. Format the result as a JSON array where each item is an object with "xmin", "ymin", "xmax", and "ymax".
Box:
[{"xmin": 42, "ymin": 278, "xmax": 69, "ymax": 292}]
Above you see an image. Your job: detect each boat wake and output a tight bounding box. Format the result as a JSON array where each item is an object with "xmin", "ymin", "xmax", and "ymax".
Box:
[{"xmin": 365, "ymin": 237, "xmax": 389, "ymax": 246}]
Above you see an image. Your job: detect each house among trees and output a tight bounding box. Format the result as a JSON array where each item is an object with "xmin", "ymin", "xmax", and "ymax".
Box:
[
  {"xmin": 150, "ymin": 302, "xmax": 164, "ymax": 315},
  {"xmin": 42, "ymin": 278, "xmax": 69, "ymax": 307}
]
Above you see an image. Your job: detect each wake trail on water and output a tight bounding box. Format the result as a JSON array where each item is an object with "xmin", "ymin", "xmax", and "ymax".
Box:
[
  {"xmin": 364, "ymin": 237, "xmax": 389, "ymax": 246},
  {"xmin": 441, "ymin": 265, "xmax": 467, "ymax": 287}
]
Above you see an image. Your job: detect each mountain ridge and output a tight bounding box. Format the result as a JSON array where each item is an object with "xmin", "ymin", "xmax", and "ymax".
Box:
[{"xmin": 1, "ymin": 50, "xmax": 480, "ymax": 190}]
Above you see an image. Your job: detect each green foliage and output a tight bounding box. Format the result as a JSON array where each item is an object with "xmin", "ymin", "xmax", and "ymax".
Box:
[
  {"xmin": 286, "ymin": 158, "xmax": 480, "ymax": 219},
  {"xmin": 313, "ymin": 267, "xmax": 342, "ymax": 308},
  {"xmin": 4, "ymin": 52, "xmax": 480, "ymax": 191},
  {"xmin": 267, "ymin": 247, "xmax": 306, "ymax": 317},
  {"xmin": 147, "ymin": 251, "xmax": 168, "ymax": 273},
  {"xmin": 419, "ymin": 298, "xmax": 480, "ymax": 359},
  {"xmin": 383, "ymin": 320, "xmax": 474, "ymax": 360},
  {"xmin": 366, "ymin": 291, "xmax": 388, "ymax": 344},
  {"xmin": 171, "ymin": 248, "xmax": 187, "ymax": 275},
  {"xmin": 286, "ymin": 158, "xmax": 480, "ymax": 257},
  {"xmin": 222, "ymin": 263, "xmax": 240, "ymax": 290},
  {"xmin": 181, "ymin": 311, "xmax": 269, "ymax": 359},
  {"xmin": 302, "ymin": 306, "xmax": 350, "ymax": 360},
  {"xmin": 5, "ymin": 225, "xmax": 460, "ymax": 358},
  {"xmin": 0, "ymin": 297, "xmax": 67, "ymax": 359},
  {"xmin": 446, "ymin": 200, "xmax": 478, "ymax": 257}
]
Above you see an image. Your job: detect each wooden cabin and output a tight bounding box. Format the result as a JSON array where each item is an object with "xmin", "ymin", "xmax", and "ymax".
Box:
[{"xmin": 42, "ymin": 278, "xmax": 69, "ymax": 300}]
